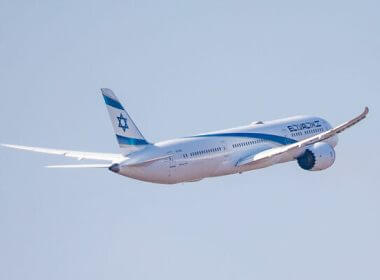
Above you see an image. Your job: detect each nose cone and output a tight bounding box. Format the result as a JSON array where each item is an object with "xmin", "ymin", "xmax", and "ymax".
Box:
[{"xmin": 109, "ymin": 163, "xmax": 120, "ymax": 173}]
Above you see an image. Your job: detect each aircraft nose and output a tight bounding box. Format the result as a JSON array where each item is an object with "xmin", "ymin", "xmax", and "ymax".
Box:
[{"xmin": 109, "ymin": 163, "xmax": 120, "ymax": 173}]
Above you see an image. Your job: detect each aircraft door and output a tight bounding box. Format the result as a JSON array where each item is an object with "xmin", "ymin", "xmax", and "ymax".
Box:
[
  {"xmin": 166, "ymin": 151, "xmax": 177, "ymax": 178},
  {"xmin": 220, "ymin": 140, "xmax": 228, "ymax": 155}
]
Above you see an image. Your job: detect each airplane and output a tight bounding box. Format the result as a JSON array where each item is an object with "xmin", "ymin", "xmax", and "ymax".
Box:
[{"xmin": 2, "ymin": 88, "xmax": 369, "ymax": 184}]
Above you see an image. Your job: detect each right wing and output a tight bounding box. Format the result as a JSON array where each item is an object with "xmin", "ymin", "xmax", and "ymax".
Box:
[
  {"xmin": 237, "ymin": 107, "xmax": 369, "ymax": 168},
  {"xmin": 1, "ymin": 144, "xmax": 125, "ymax": 162}
]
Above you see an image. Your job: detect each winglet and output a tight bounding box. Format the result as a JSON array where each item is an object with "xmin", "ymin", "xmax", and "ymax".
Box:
[{"xmin": 364, "ymin": 106, "xmax": 369, "ymax": 115}]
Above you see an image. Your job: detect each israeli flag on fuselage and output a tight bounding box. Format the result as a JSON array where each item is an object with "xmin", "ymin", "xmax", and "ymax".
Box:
[{"xmin": 101, "ymin": 88, "xmax": 150, "ymax": 155}]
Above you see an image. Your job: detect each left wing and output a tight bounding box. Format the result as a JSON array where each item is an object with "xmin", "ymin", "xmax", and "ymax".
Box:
[
  {"xmin": 237, "ymin": 107, "xmax": 369, "ymax": 168},
  {"xmin": 1, "ymin": 144, "xmax": 125, "ymax": 162}
]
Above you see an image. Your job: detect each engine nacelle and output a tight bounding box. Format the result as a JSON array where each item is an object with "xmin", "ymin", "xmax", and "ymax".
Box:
[{"xmin": 297, "ymin": 142, "xmax": 336, "ymax": 171}]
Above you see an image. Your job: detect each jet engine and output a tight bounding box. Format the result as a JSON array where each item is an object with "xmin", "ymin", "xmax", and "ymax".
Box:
[{"xmin": 297, "ymin": 142, "xmax": 336, "ymax": 171}]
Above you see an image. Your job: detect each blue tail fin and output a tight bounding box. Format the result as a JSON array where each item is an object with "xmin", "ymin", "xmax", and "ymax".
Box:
[{"xmin": 101, "ymin": 88, "xmax": 150, "ymax": 155}]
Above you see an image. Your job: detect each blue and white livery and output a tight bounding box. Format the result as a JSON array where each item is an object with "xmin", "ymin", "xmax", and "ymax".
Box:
[
  {"xmin": 2, "ymin": 89, "xmax": 369, "ymax": 184},
  {"xmin": 102, "ymin": 88, "xmax": 149, "ymax": 154}
]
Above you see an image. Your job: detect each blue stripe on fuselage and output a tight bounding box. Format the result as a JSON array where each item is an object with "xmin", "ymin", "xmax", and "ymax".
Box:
[
  {"xmin": 116, "ymin": 135, "xmax": 149, "ymax": 146},
  {"xmin": 103, "ymin": 94, "xmax": 124, "ymax": 110},
  {"xmin": 188, "ymin": 132, "xmax": 297, "ymax": 145}
]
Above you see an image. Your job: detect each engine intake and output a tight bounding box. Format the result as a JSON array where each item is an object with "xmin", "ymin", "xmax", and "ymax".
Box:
[{"xmin": 297, "ymin": 142, "xmax": 336, "ymax": 171}]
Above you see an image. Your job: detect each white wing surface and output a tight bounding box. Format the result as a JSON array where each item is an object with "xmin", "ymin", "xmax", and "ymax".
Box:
[
  {"xmin": 1, "ymin": 144, "xmax": 124, "ymax": 162},
  {"xmin": 237, "ymin": 107, "xmax": 369, "ymax": 168}
]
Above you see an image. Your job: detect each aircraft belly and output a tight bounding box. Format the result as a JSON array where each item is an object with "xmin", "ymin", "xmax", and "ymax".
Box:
[
  {"xmin": 212, "ymin": 153, "xmax": 239, "ymax": 177},
  {"xmin": 125, "ymin": 159, "xmax": 215, "ymax": 184},
  {"xmin": 117, "ymin": 162, "xmax": 175, "ymax": 184},
  {"xmin": 174, "ymin": 158, "xmax": 219, "ymax": 182}
]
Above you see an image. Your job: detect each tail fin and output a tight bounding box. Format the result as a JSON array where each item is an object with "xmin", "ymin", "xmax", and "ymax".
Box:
[{"xmin": 101, "ymin": 88, "xmax": 150, "ymax": 155}]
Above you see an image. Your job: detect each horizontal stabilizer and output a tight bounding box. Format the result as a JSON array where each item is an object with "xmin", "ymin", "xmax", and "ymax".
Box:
[{"xmin": 46, "ymin": 164, "xmax": 112, "ymax": 169}]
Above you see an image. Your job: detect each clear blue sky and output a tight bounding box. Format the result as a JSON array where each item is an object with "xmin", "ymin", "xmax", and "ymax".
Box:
[{"xmin": 0, "ymin": 1, "xmax": 379, "ymax": 280}]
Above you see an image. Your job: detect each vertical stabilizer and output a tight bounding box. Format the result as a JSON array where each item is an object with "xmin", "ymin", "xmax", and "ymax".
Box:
[{"xmin": 101, "ymin": 88, "xmax": 150, "ymax": 155}]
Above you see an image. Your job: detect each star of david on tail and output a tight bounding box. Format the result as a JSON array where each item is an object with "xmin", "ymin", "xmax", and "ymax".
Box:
[
  {"xmin": 117, "ymin": 113, "xmax": 128, "ymax": 132},
  {"xmin": 101, "ymin": 88, "xmax": 150, "ymax": 155}
]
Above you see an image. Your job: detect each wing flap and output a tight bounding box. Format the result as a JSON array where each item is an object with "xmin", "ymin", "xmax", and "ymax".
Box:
[
  {"xmin": 237, "ymin": 107, "xmax": 369, "ymax": 168},
  {"xmin": 2, "ymin": 144, "xmax": 124, "ymax": 162}
]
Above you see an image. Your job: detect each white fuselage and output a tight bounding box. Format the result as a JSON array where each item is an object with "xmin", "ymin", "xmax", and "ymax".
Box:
[{"xmin": 115, "ymin": 115, "xmax": 338, "ymax": 184}]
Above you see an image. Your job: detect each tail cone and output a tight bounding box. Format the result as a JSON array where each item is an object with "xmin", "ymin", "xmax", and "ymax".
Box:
[{"xmin": 109, "ymin": 163, "xmax": 120, "ymax": 173}]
